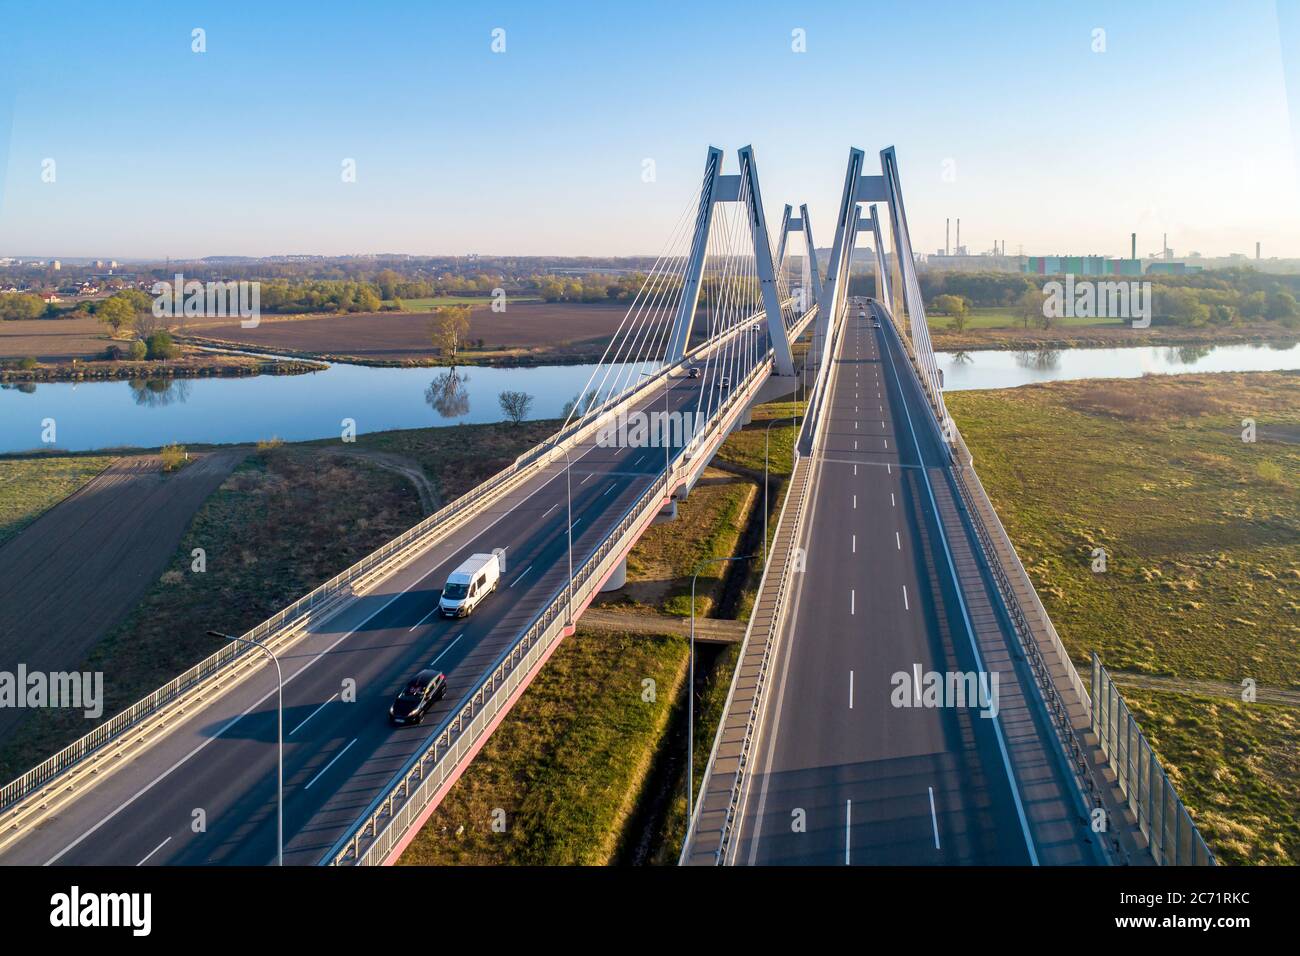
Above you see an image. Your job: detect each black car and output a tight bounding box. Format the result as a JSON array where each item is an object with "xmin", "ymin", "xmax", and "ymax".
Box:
[
  {"xmin": 388, "ymin": 669, "xmax": 447, "ymax": 725},
  {"xmin": 687, "ymin": 366, "xmax": 701, "ymax": 379}
]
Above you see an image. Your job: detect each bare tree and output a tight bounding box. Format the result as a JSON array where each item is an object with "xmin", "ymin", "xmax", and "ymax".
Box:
[{"xmin": 498, "ymin": 389, "xmax": 533, "ymax": 424}]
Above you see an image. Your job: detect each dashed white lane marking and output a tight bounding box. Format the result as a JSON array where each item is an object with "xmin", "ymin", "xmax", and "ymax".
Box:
[
  {"xmin": 541, "ymin": 503, "xmax": 559, "ymax": 519},
  {"xmin": 929, "ymin": 787, "xmax": 941, "ymax": 849},
  {"xmin": 430, "ymin": 633, "xmax": 463, "ymax": 666},
  {"xmin": 903, "ymin": 585, "xmax": 910, "ymax": 610},
  {"xmin": 896, "ymin": 531, "xmax": 902, "ymax": 550},
  {"xmin": 849, "ymin": 670, "xmax": 855, "ymax": 708},
  {"xmin": 137, "ymin": 837, "xmax": 172, "ymax": 866},
  {"xmin": 845, "ymin": 800, "xmax": 852, "ymax": 865},
  {"xmin": 510, "ymin": 565, "xmax": 533, "ymax": 587},
  {"xmin": 290, "ymin": 692, "xmax": 339, "ymax": 736},
  {"xmin": 852, "ymin": 534, "xmax": 856, "ymax": 553},
  {"xmin": 853, "ymin": 494, "xmax": 857, "ymax": 509},
  {"xmin": 601, "ymin": 482, "xmax": 617, "ymax": 497},
  {"xmin": 891, "ymin": 492, "xmax": 896, "ymax": 507},
  {"xmin": 305, "ymin": 737, "xmax": 358, "ymax": 791},
  {"xmin": 407, "ymin": 604, "xmax": 442, "ymax": 632},
  {"xmin": 580, "ymin": 473, "xmax": 593, "ymax": 484}
]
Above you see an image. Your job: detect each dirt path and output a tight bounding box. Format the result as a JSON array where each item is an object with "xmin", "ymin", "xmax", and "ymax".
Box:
[
  {"xmin": 1110, "ymin": 670, "xmax": 1300, "ymax": 707},
  {"xmin": 320, "ymin": 447, "xmax": 438, "ymax": 513},
  {"xmin": 0, "ymin": 449, "xmax": 246, "ymax": 740},
  {"xmin": 579, "ymin": 609, "xmax": 744, "ymax": 644}
]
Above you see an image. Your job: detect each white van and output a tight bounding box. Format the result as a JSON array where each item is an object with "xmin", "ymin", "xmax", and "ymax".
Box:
[{"xmin": 439, "ymin": 552, "xmax": 502, "ymax": 618}]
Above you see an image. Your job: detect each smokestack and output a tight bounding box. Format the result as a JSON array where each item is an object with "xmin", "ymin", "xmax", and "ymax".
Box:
[
  {"xmin": 1163, "ymin": 232, "xmax": 1168, "ymax": 259},
  {"xmin": 1131, "ymin": 233, "xmax": 1136, "ymax": 260},
  {"xmin": 946, "ymin": 218, "xmax": 950, "ymax": 256},
  {"xmin": 956, "ymin": 218, "xmax": 961, "ymax": 254},
  {"xmin": 1256, "ymin": 241, "xmax": 1261, "ymax": 260}
]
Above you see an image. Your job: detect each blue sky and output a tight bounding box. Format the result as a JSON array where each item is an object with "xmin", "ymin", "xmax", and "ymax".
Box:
[{"xmin": 0, "ymin": 0, "xmax": 1296, "ymax": 259}]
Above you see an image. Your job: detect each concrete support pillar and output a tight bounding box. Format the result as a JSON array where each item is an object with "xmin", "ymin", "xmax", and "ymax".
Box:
[
  {"xmin": 653, "ymin": 499, "xmax": 678, "ymax": 525},
  {"xmin": 600, "ymin": 557, "xmax": 628, "ymax": 592}
]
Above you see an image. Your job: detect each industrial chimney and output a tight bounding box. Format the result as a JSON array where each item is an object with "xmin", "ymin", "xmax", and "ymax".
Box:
[
  {"xmin": 956, "ymin": 218, "xmax": 961, "ymax": 254},
  {"xmin": 945, "ymin": 218, "xmax": 950, "ymax": 256},
  {"xmin": 1131, "ymin": 233, "xmax": 1136, "ymax": 260},
  {"xmin": 1256, "ymin": 241, "xmax": 1261, "ymax": 260}
]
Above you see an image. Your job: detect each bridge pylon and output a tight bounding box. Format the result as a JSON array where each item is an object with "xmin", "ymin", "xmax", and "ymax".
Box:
[
  {"xmin": 664, "ymin": 146, "xmax": 797, "ymax": 378},
  {"xmin": 818, "ymin": 146, "xmax": 949, "ymax": 437}
]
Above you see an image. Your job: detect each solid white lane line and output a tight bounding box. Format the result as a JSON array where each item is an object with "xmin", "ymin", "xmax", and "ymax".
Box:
[
  {"xmin": 304, "ymin": 737, "xmax": 357, "ymax": 790},
  {"xmin": 845, "ymin": 800, "xmax": 852, "ymax": 865},
  {"xmin": 929, "ymin": 786, "xmax": 941, "ymax": 849},
  {"xmin": 896, "ymin": 531, "xmax": 901, "ymax": 550},
  {"xmin": 289, "ymin": 692, "xmax": 339, "ymax": 736},
  {"xmin": 509, "ymin": 565, "xmax": 533, "ymax": 587},
  {"xmin": 903, "ymin": 585, "xmax": 910, "ymax": 610},
  {"xmin": 430, "ymin": 633, "xmax": 463, "ymax": 666},
  {"xmin": 136, "ymin": 837, "xmax": 171, "ymax": 866}
]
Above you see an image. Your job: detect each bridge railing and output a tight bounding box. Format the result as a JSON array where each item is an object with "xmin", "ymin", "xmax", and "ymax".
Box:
[
  {"xmin": 1092, "ymin": 654, "xmax": 1215, "ymax": 866},
  {"xmin": 331, "ymin": 342, "xmax": 779, "ymax": 864},
  {"xmin": 0, "ymin": 304, "xmax": 790, "ymax": 823}
]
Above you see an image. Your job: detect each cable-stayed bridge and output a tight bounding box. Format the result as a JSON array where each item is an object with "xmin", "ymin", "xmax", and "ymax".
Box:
[{"xmin": 0, "ymin": 145, "xmax": 1209, "ymax": 867}]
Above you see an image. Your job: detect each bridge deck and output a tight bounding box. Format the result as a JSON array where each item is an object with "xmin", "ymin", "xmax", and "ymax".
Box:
[{"xmin": 689, "ymin": 303, "xmax": 1105, "ymax": 865}]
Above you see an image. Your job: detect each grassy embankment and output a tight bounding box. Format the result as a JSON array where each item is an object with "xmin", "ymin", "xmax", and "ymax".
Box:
[
  {"xmin": 0, "ymin": 420, "xmax": 549, "ymax": 780},
  {"xmin": 0, "ymin": 456, "xmax": 116, "ymax": 547},
  {"xmin": 947, "ymin": 370, "xmax": 1300, "ymax": 864}
]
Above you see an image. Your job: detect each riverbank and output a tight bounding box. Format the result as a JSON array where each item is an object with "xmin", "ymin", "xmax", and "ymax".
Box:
[
  {"xmin": 0, "ymin": 350, "xmax": 326, "ymax": 383},
  {"xmin": 931, "ymin": 319, "xmax": 1297, "ymax": 353}
]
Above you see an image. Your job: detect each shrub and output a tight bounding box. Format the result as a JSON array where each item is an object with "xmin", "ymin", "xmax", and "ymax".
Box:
[
  {"xmin": 160, "ymin": 443, "xmax": 187, "ymax": 472},
  {"xmin": 128, "ymin": 339, "xmax": 148, "ymax": 360},
  {"xmin": 256, "ymin": 436, "xmax": 284, "ymax": 456},
  {"xmin": 146, "ymin": 331, "xmax": 178, "ymax": 360},
  {"xmin": 18, "ymin": 356, "xmax": 38, "ymax": 370}
]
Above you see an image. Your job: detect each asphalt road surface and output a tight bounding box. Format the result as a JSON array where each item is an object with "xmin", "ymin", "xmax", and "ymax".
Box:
[
  {"xmin": 2, "ymin": 346, "xmax": 757, "ymax": 866},
  {"xmin": 732, "ymin": 301, "xmax": 1038, "ymax": 865}
]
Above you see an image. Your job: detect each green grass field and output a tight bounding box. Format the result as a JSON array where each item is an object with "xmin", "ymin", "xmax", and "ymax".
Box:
[
  {"xmin": 926, "ymin": 306, "xmax": 1121, "ymax": 332},
  {"xmin": 948, "ymin": 370, "xmax": 1300, "ymax": 863},
  {"xmin": 397, "ymin": 628, "xmax": 689, "ymax": 865},
  {"xmin": 0, "ymin": 455, "xmax": 115, "ymax": 547}
]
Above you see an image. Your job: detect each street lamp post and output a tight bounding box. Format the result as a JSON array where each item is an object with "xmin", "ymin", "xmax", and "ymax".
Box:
[
  {"xmin": 208, "ymin": 630, "xmax": 283, "ymax": 866},
  {"xmin": 539, "ymin": 440, "xmax": 575, "ymax": 627},
  {"xmin": 763, "ymin": 416, "xmax": 799, "ymax": 563},
  {"xmin": 686, "ymin": 554, "xmax": 754, "ymax": 823}
]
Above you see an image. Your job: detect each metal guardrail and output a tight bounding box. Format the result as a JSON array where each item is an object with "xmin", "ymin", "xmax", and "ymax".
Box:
[
  {"xmin": 684, "ymin": 303, "xmax": 840, "ymax": 864},
  {"xmin": 1092, "ymin": 654, "xmax": 1215, "ymax": 866},
  {"xmin": 0, "ymin": 306, "xmax": 802, "ymax": 823},
  {"xmin": 708, "ymin": 453, "xmax": 812, "ymax": 865},
  {"xmin": 949, "ymin": 456, "xmax": 1110, "ymax": 845},
  {"xmin": 951, "ymin": 433, "xmax": 1092, "ymax": 718},
  {"xmin": 332, "ymin": 351, "xmax": 778, "ymax": 864}
]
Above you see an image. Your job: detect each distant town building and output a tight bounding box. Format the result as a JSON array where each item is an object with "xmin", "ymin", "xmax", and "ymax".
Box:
[{"xmin": 1023, "ymin": 256, "xmax": 1142, "ymax": 276}]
